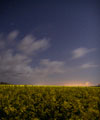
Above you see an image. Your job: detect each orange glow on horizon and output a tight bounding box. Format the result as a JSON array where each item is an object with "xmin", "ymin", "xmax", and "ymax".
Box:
[{"xmin": 63, "ymin": 82, "xmax": 92, "ymax": 86}]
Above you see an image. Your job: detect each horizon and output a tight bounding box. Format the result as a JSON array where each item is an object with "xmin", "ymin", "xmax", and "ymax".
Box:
[{"xmin": 0, "ymin": 81, "xmax": 99, "ymax": 87}]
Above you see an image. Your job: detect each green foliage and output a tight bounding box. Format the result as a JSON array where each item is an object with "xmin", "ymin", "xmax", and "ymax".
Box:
[{"xmin": 0, "ymin": 85, "xmax": 100, "ymax": 120}]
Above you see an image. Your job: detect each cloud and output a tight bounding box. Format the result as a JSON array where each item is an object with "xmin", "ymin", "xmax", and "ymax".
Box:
[
  {"xmin": 18, "ymin": 35, "xmax": 49, "ymax": 55},
  {"xmin": 0, "ymin": 40, "xmax": 5, "ymax": 49},
  {"xmin": 0, "ymin": 52, "xmax": 65, "ymax": 84},
  {"xmin": 80, "ymin": 63, "xmax": 98, "ymax": 69},
  {"xmin": 29, "ymin": 59, "xmax": 65, "ymax": 84},
  {"xmin": 0, "ymin": 30, "xmax": 98, "ymax": 85},
  {"xmin": 0, "ymin": 50, "xmax": 33, "ymax": 83},
  {"xmin": 0, "ymin": 33, "xmax": 6, "ymax": 49},
  {"xmin": 40, "ymin": 59, "xmax": 64, "ymax": 69},
  {"xmin": 0, "ymin": 30, "xmax": 65, "ymax": 84},
  {"xmin": 7, "ymin": 30, "xmax": 19, "ymax": 41},
  {"xmin": 37, "ymin": 59, "xmax": 65, "ymax": 74},
  {"xmin": 72, "ymin": 47, "xmax": 96, "ymax": 59},
  {"xmin": 0, "ymin": 30, "xmax": 19, "ymax": 50}
]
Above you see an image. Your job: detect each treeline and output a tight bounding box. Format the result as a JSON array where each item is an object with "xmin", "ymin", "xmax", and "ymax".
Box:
[
  {"xmin": 97, "ymin": 84, "xmax": 100, "ymax": 87},
  {"xmin": 0, "ymin": 82, "xmax": 10, "ymax": 84}
]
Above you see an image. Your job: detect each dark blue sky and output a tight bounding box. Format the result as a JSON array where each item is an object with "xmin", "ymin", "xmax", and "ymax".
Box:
[{"xmin": 0, "ymin": 0, "xmax": 100, "ymax": 85}]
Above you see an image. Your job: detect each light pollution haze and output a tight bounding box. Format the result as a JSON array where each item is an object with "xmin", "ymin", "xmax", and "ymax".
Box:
[{"xmin": 0, "ymin": 0, "xmax": 100, "ymax": 86}]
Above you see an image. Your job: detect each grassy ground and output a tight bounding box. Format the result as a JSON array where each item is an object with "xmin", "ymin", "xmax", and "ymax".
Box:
[{"xmin": 0, "ymin": 85, "xmax": 100, "ymax": 120}]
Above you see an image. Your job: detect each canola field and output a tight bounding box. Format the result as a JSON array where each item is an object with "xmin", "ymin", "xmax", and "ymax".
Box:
[{"xmin": 0, "ymin": 85, "xmax": 100, "ymax": 120}]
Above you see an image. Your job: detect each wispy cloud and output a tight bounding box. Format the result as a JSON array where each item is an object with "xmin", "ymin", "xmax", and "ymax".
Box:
[
  {"xmin": 72, "ymin": 47, "xmax": 96, "ymax": 59},
  {"xmin": 0, "ymin": 33, "xmax": 6, "ymax": 49},
  {"xmin": 0, "ymin": 52, "xmax": 65, "ymax": 84},
  {"xmin": 38, "ymin": 59, "xmax": 65, "ymax": 74},
  {"xmin": 80, "ymin": 63, "xmax": 98, "ymax": 69},
  {"xmin": 18, "ymin": 35, "xmax": 49, "ymax": 55},
  {"xmin": 7, "ymin": 30, "xmax": 19, "ymax": 41},
  {"xmin": 0, "ymin": 40, "xmax": 5, "ymax": 49},
  {"xmin": 0, "ymin": 30, "xmax": 65, "ymax": 84},
  {"xmin": 0, "ymin": 30, "xmax": 98, "ymax": 85}
]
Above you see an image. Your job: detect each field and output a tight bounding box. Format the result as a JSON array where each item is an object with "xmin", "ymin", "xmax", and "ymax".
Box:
[{"xmin": 0, "ymin": 85, "xmax": 100, "ymax": 120}]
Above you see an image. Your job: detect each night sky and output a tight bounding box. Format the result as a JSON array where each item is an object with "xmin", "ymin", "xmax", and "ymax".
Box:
[{"xmin": 0, "ymin": 0, "xmax": 100, "ymax": 86}]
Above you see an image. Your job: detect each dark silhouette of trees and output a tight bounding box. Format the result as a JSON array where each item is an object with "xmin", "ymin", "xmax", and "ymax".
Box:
[{"xmin": 0, "ymin": 82, "xmax": 10, "ymax": 84}]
